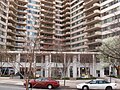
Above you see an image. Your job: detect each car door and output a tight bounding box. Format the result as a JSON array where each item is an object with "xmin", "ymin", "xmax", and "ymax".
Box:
[
  {"xmin": 39, "ymin": 78, "xmax": 48, "ymax": 88},
  {"xmin": 35, "ymin": 78, "xmax": 42, "ymax": 87},
  {"xmin": 94, "ymin": 80, "xmax": 110, "ymax": 89},
  {"xmin": 98, "ymin": 80, "xmax": 111, "ymax": 89}
]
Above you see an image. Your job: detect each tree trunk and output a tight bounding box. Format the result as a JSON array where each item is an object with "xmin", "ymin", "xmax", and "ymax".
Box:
[{"xmin": 26, "ymin": 77, "xmax": 29, "ymax": 90}]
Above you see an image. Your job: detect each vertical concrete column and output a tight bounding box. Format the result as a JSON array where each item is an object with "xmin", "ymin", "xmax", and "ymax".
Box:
[
  {"xmin": 41, "ymin": 55, "xmax": 43, "ymax": 77},
  {"xmin": 78, "ymin": 54, "xmax": 80, "ymax": 77},
  {"xmin": 64, "ymin": 53, "xmax": 66, "ymax": 77},
  {"xmin": 67, "ymin": 66, "xmax": 70, "ymax": 77},
  {"xmin": 109, "ymin": 64, "xmax": 112, "ymax": 75},
  {"xmin": 67, "ymin": 56, "xmax": 71, "ymax": 77},
  {"xmin": 49, "ymin": 53, "xmax": 51, "ymax": 77},
  {"xmin": 73, "ymin": 55, "xmax": 77, "ymax": 78},
  {"xmin": 45, "ymin": 55, "xmax": 49, "ymax": 77},
  {"xmin": 15, "ymin": 53, "xmax": 20, "ymax": 74},
  {"xmin": 92, "ymin": 54, "xmax": 95, "ymax": 77},
  {"xmin": 33, "ymin": 53, "xmax": 36, "ymax": 77}
]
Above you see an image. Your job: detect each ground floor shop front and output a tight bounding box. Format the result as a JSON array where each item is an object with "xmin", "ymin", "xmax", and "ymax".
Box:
[{"xmin": 0, "ymin": 51, "xmax": 117, "ymax": 78}]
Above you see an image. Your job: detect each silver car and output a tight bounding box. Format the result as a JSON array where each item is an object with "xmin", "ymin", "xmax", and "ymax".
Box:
[{"xmin": 76, "ymin": 79, "xmax": 117, "ymax": 90}]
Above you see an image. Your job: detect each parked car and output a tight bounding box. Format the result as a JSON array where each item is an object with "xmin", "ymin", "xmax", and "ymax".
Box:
[
  {"xmin": 76, "ymin": 79, "xmax": 117, "ymax": 90},
  {"xmin": 24, "ymin": 77, "xmax": 60, "ymax": 89}
]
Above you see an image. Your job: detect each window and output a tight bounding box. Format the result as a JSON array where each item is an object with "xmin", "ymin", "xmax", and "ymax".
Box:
[{"xmin": 89, "ymin": 80, "xmax": 96, "ymax": 84}]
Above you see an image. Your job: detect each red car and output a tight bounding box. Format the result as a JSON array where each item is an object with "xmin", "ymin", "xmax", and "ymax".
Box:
[{"xmin": 24, "ymin": 77, "xmax": 60, "ymax": 89}]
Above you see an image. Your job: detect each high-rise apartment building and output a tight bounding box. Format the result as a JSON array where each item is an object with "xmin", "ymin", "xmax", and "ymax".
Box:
[
  {"xmin": 0, "ymin": 0, "xmax": 120, "ymax": 52},
  {"xmin": 39, "ymin": 0, "xmax": 56, "ymax": 51},
  {"xmin": 61, "ymin": 0, "xmax": 71, "ymax": 52},
  {"xmin": 71, "ymin": 0, "xmax": 101, "ymax": 52},
  {"xmin": 7, "ymin": 0, "xmax": 27, "ymax": 51},
  {"xmin": 71, "ymin": 0, "xmax": 87, "ymax": 52},
  {"xmin": 101, "ymin": 0, "xmax": 120, "ymax": 40},
  {"xmin": 83, "ymin": 0, "xmax": 101, "ymax": 51},
  {"xmin": 26, "ymin": 0, "xmax": 40, "ymax": 48},
  {"xmin": 0, "ymin": 0, "xmax": 8, "ymax": 49}
]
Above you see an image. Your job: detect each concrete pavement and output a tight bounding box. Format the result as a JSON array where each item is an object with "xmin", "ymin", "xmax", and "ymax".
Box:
[
  {"xmin": 0, "ymin": 77, "xmax": 120, "ymax": 89},
  {"xmin": 0, "ymin": 77, "xmax": 90, "ymax": 88}
]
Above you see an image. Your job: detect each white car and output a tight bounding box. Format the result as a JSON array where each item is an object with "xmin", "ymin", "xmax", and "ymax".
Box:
[{"xmin": 76, "ymin": 79, "xmax": 117, "ymax": 90}]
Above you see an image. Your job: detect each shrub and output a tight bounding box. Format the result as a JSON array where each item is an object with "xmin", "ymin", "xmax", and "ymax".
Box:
[
  {"xmin": 1, "ymin": 75, "xmax": 10, "ymax": 77},
  {"xmin": 51, "ymin": 77, "xmax": 61, "ymax": 80},
  {"xmin": 62, "ymin": 77, "xmax": 70, "ymax": 80},
  {"xmin": 76, "ymin": 77, "xmax": 96, "ymax": 80}
]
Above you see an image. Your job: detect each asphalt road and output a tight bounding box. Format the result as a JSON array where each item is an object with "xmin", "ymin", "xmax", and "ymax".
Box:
[
  {"xmin": 0, "ymin": 84, "xmax": 119, "ymax": 90},
  {"xmin": 0, "ymin": 84, "xmax": 77, "ymax": 90}
]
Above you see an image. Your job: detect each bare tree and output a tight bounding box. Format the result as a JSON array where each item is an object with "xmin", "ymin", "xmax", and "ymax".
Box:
[{"xmin": 98, "ymin": 36, "xmax": 120, "ymax": 76}]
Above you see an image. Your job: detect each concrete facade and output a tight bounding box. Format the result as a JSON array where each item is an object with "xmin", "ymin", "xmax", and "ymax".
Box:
[{"xmin": 0, "ymin": 51, "xmax": 111, "ymax": 78}]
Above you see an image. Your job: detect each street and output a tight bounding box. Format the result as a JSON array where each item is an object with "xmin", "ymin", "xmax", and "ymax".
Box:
[
  {"xmin": 0, "ymin": 84, "xmax": 77, "ymax": 90},
  {"xmin": 0, "ymin": 84, "xmax": 119, "ymax": 90}
]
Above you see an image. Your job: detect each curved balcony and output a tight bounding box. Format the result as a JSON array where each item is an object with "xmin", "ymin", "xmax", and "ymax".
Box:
[
  {"xmin": 7, "ymin": 36, "xmax": 15, "ymax": 41},
  {"xmin": 40, "ymin": 29, "xmax": 55, "ymax": 35},
  {"xmin": 17, "ymin": 21, "xmax": 26, "ymax": 25},
  {"xmin": 83, "ymin": 0, "xmax": 99, "ymax": 7},
  {"xmin": 17, "ymin": 9, "xmax": 27, "ymax": 14},
  {"xmin": 16, "ymin": 32, "xmax": 26, "ymax": 37},
  {"xmin": 85, "ymin": 9, "xmax": 100, "ymax": 19},
  {"xmin": 41, "ymin": 9, "xmax": 55, "ymax": 15},
  {"xmin": 18, "ymin": 0, "xmax": 28, "ymax": 4},
  {"xmin": 7, "ymin": 29, "xmax": 16, "ymax": 35},
  {"xmin": 16, "ymin": 27, "xmax": 26, "ymax": 31},
  {"xmin": 86, "ymin": 16, "xmax": 101, "ymax": 25},
  {"xmin": 87, "ymin": 39, "xmax": 102, "ymax": 45},
  {"xmin": 17, "ymin": 5, "xmax": 27, "ymax": 9},
  {"xmin": 40, "ymin": 41, "xmax": 54, "ymax": 45},
  {"xmin": 40, "ymin": 24, "xmax": 55, "ymax": 30},
  {"xmin": 40, "ymin": 19, "xmax": 55, "ymax": 25},
  {"xmin": 8, "ymin": 23, "xmax": 16, "ymax": 29},
  {"xmin": 41, "ymin": 4, "xmax": 55, "ymax": 10},
  {"xmin": 41, "ymin": 0, "xmax": 55, "ymax": 5},
  {"xmin": 84, "ymin": 3, "xmax": 100, "ymax": 12},
  {"xmin": 6, "ymin": 42, "xmax": 15, "ymax": 47},
  {"xmin": 85, "ymin": 31, "xmax": 101, "ymax": 39},
  {"xmin": 9, "ymin": 5, "xmax": 17, "ymax": 12},
  {"xmin": 10, "ymin": 0, "xmax": 27, "ymax": 8},
  {"xmin": 8, "ymin": 17, "xmax": 16, "ymax": 23},
  {"xmin": 62, "ymin": 7, "xmax": 70, "ymax": 14},
  {"xmin": 15, "ymin": 39, "xmax": 26, "ymax": 43},
  {"xmin": 41, "ymin": 14, "xmax": 55, "ymax": 20},
  {"xmin": 85, "ymin": 24, "xmax": 101, "ymax": 32},
  {"xmin": 15, "ymin": 44, "xmax": 25, "ymax": 48},
  {"xmin": 9, "ymin": 11, "xmax": 17, "ymax": 17},
  {"xmin": 17, "ymin": 15, "xmax": 27, "ymax": 20}
]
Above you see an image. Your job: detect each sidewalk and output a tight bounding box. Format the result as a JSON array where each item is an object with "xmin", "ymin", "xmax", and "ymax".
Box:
[
  {"xmin": 0, "ymin": 77, "xmax": 120, "ymax": 89},
  {"xmin": 0, "ymin": 77, "xmax": 24, "ymax": 86},
  {"xmin": 0, "ymin": 77, "xmax": 90, "ymax": 88}
]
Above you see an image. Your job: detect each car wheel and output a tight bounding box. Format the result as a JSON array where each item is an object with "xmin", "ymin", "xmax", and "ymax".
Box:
[
  {"xmin": 47, "ymin": 84, "xmax": 53, "ymax": 89},
  {"xmin": 105, "ymin": 86, "xmax": 113, "ymax": 90},
  {"xmin": 82, "ymin": 86, "xmax": 89, "ymax": 90}
]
